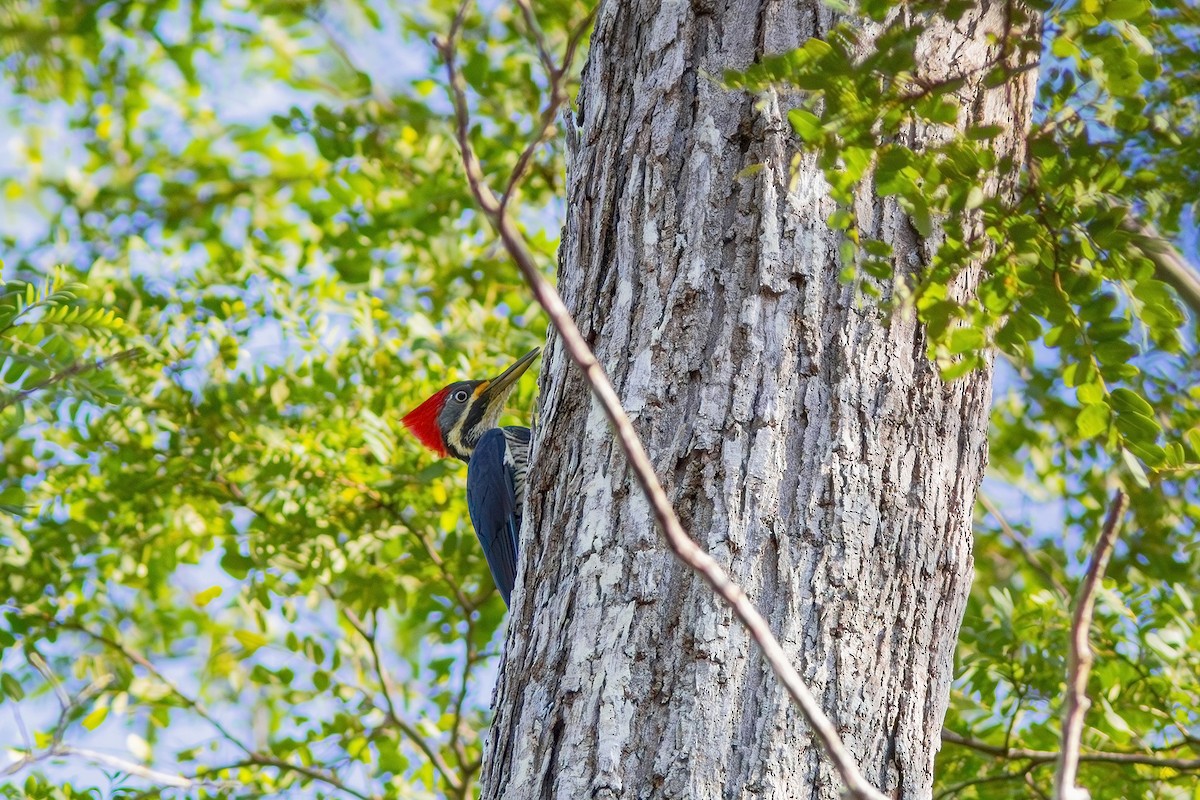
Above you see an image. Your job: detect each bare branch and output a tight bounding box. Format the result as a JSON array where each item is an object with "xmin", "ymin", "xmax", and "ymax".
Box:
[
  {"xmin": 933, "ymin": 770, "xmax": 1029, "ymax": 800},
  {"xmin": 978, "ymin": 492, "xmax": 1070, "ymax": 601},
  {"xmin": 1055, "ymin": 489, "xmax": 1129, "ymax": 800},
  {"xmin": 3, "ymin": 744, "xmax": 234, "ymax": 788},
  {"xmin": 335, "ymin": 473, "xmax": 479, "ymax": 613},
  {"xmin": 943, "ymin": 727, "xmax": 1200, "ymax": 771},
  {"xmin": 1119, "ymin": 214, "xmax": 1200, "ymax": 320},
  {"xmin": 500, "ymin": 8, "xmax": 595, "ymax": 205},
  {"xmin": 244, "ymin": 752, "xmax": 375, "ymax": 800},
  {"xmin": 341, "ymin": 606, "xmax": 464, "ymax": 794},
  {"xmin": 57, "ymin": 620, "xmax": 252, "ymax": 756},
  {"xmin": 39, "ymin": 616, "xmax": 375, "ymax": 800},
  {"xmin": 1038, "ymin": 108, "xmax": 1200, "ymax": 322},
  {"xmin": 447, "ymin": 638, "xmax": 477, "ymax": 787},
  {"xmin": 513, "ymin": 0, "xmax": 554, "ymax": 79},
  {"xmin": 433, "ymin": 0, "xmax": 501, "ymax": 217},
  {"xmin": 26, "ymin": 648, "xmax": 70, "ymax": 712},
  {"xmin": 1025, "ymin": 769, "xmax": 1053, "ymax": 800},
  {"xmin": 436, "ymin": 6, "xmax": 888, "ymax": 799},
  {"xmin": 0, "ymin": 348, "xmax": 143, "ymax": 412},
  {"xmin": 9, "ymin": 704, "xmax": 33, "ymax": 754}
]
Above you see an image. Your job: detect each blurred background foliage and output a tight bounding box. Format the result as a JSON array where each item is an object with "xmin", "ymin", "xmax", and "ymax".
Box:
[
  {"xmin": 0, "ymin": 0, "xmax": 580, "ymax": 796},
  {"xmin": 0, "ymin": 0, "xmax": 1196, "ymax": 799}
]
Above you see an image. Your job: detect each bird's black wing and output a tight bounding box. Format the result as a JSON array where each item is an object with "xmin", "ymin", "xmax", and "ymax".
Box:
[{"xmin": 466, "ymin": 428, "xmax": 522, "ymax": 606}]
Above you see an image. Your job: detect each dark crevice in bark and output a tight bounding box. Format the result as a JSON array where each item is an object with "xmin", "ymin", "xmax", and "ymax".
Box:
[{"xmin": 539, "ymin": 714, "xmax": 566, "ymax": 800}]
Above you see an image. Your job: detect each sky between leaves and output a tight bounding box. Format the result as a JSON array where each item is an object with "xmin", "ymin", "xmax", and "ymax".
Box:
[{"xmin": 0, "ymin": 1, "xmax": 1198, "ymax": 798}]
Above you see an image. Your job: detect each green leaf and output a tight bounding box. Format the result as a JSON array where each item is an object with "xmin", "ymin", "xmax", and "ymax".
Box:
[
  {"xmin": 1075, "ymin": 382, "xmax": 1105, "ymax": 405},
  {"xmin": 1125, "ymin": 439, "xmax": 1167, "ymax": 467},
  {"xmin": 1121, "ymin": 448, "xmax": 1151, "ymax": 488},
  {"xmin": 194, "ymin": 585, "xmax": 223, "ymax": 607},
  {"xmin": 1077, "ymin": 404, "xmax": 1110, "ymax": 438},
  {"xmin": 234, "ymin": 630, "xmax": 269, "ymax": 654},
  {"xmin": 948, "ymin": 326, "xmax": 985, "ymax": 354},
  {"xmin": 964, "ymin": 186, "xmax": 985, "ymax": 210},
  {"xmin": 81, "ymin": 706, "xmax": 109, "ymax": 731},
  {"xmin": 788, "ymin": 109, "xmax": 822, "ymax": 142},
  {"xmin": 126, "ymin": 733, "xmax": 152, "ymax": 762},
  {"xmin": 1115, "ymin": 409, "xmax": 1161, "ymax": 443},
  {"xmin": 966, "ymin": 124, "xmax": 1005, "ymax": 140},
  {"xmin": 908, "ymin": 197, "xmax": 933, "ymax": 237},
  {"xmin": 1187, "ymin": 428, "xmax": 1200, "ymax": 460},
  {"xmin": 1104, "ymin": 0, "xmax": 1148, "ymax": 20},
  {"xmin": 1110, "ymin": 387, "xmax": 1155, "ymax": 418},
  {"xmin": 939, "ymin": 355, "xmax": 979, "ymax": 381},
  {"xmin": 0, "ymin": 673, "xmax": 23, "ymax": 700}
]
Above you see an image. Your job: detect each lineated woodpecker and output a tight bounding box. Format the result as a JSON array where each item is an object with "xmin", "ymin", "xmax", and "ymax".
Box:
[{"xmin": 401, "ymin": 348, "xmax": 540, "ymax": 606}]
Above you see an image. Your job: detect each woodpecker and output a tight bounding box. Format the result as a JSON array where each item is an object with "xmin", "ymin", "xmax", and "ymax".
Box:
[{"xmin": 401, "ymin": 348, "xmax": 540, "ymax": 606}]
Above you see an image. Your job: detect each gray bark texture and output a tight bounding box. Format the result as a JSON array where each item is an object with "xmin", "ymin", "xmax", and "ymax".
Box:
[{"xmin": 483, "ymin": 2, "xmax": 1035, "ymax": 798}]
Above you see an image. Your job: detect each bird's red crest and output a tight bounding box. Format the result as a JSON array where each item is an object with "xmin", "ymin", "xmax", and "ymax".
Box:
[{"xmin": 402, "ymin": 387, "xmax": 450, "ymax": 457}]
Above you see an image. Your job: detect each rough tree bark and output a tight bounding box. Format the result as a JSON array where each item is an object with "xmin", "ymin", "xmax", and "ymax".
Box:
[{"xmin": 483, "ymin": 3, "xmax": 1036, "ymax": 798}]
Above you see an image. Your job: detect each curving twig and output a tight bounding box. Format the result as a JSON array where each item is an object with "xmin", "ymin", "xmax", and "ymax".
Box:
[
  {"xmin": 1055, "ymin": 490, "xmax": 1129, "ymax": 799},
  {"xmin": 21, "ymin": 615, "xmax": 376, "ymax": 800},
  {"xmin": 340, "ymin": 606, "xmax": 465, "ymax": 796},
  {"xmin": 979, "ymin": 492, "xmax": 1070, "ymax": 601},
  {"xmin": 434, "ymin": 5, "xmax": 888, "ymax": 799},
  {"xmin": 2, "ymin": 743, "xmax": 239, "ymax": 790},
  {"xmin": 0, "ymin": 347, "xmax": 143, "ymax": 412},
  {"xmin": 1119, "ymin": 214, "xmax": 1200, "ymax": 320}
]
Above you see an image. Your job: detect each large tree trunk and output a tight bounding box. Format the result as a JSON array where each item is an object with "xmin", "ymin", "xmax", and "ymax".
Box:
[{"xmin": 483, "ymin": 3, "xmax": 1035, "ymax": 798}]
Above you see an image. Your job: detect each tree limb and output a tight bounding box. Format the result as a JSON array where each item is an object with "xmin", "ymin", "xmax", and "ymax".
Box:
[
  {"xmin": 1119, "ymin": 214, "xmax": 1200, "ymax": 321},
  {"xmin": 0, "ymin": 347, "xmax": 142, "ymax": 412},
  {"xmin": 341, "ymin": 606, "xmax": 464, "ymax": 795},
  {"xmin": 979, "ymin": 492, "xmax": 1070, "ymax": 601},
  {"xmin": 37, "ymin": 616, "xmax": 376, "ymax": 800},
  {"xmin": 2, "ymin": 743, "xmax": 239, "ymax": 789},
  {"xmin": 435, "ymin": 6, "xmax": 889, "ymax": 800},
  {"xmin": 942, "ymin": 727, "xmax": 1200, "ymax": 771},
  {"xmin": 1055, "ymin": 489, "xmax": 1129, "ymax": 800}
]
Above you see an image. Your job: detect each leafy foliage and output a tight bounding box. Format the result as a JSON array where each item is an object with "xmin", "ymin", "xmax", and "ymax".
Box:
[
  {"xmin": 0, "ymin": 0, "xmax": 1197, "ymax": 799},
  {"xmin": 1, "ymin": 0, "xmax": 584, "ymax": 796}
]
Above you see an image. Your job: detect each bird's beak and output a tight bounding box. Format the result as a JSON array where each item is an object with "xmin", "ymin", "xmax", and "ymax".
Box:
[{"xmin": 479, "ymin": 348, "xmax": 541, "ymax": 408}]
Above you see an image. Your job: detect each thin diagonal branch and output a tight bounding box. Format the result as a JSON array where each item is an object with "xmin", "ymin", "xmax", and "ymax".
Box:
[
  {"xmin": 513, "ymin": 0, "xmax": 554, "ymax": 80},
  {"xmin": 1055, "ymin": 489, "xmax": 1129, "ymax": 799},
  {"xmin": 0, "ymin": 347, "xmax": 142, "ymax": 412},
  {"xmin": 501, "ymin": 9, "xmax": 595, "ymax": 204},
  {"xmin": 334, "ymin": 473, "xmax": 479, "ymax": 613},
  {"xmin": 933, "ymin": 770, "xmax": 1028, "ymax": 800},
  {"xmin": 446, "ymin": 640, "xmax": 477, "ymax": 787},
  {"xmin": 9, "ymin": 703, "xmax": 33, "ymax": 753},
  {"xmin": 435, "ymin": 7, "xmax": 888, "ymax": 800},
  {"xmin": 2, "ymin": 743, "xmax": 238, "ymax": 789},
  {"xmin": 435, "ymin": 0, "xmax": 501, "ymax": 217},
  {"xmin": 38, "ymin": 616, "xmax": 374, "ymax": 800},
  {"xmin": 341, "ymin": 606, "xmax": 463, "ymax": 795},
  {"xmin": 56, "ymin": 620, "xmax": 252, "ymax": 755},
  {"xmin": 1119, "ymin": 214, "xmax": 1200, "ymax": 319},
  {"xmin": 27, "ymin": 648, "xmax": 70, "ymax": 711},
  {"xmin": 243, "ymin": 752, "xmax": 374, "ymax": 799},
  {"xmin": 979, "ymin": 492, "xmax": 1070, "ymax": 601},
  {"xmin": 1026, "ymin": 769, "xmax": 1053, "ymax": 800}
]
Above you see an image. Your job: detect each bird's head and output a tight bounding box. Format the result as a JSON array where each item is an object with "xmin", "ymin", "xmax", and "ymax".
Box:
[{"xmin": 401, "ymin": 348, "xmax": 540, "ymax": 462}]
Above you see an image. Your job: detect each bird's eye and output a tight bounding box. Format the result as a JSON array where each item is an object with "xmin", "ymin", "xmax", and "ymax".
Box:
[{"xmin": 453, "ymin": 390, "xmax": 469, "ymax": 403}]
